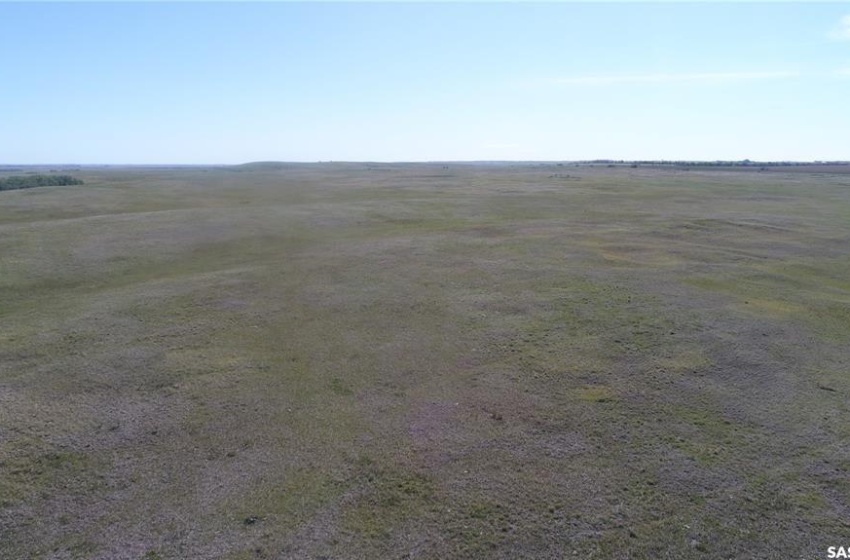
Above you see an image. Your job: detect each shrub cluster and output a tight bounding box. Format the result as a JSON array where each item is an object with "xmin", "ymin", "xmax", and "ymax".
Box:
[{"xmin": 0, "ymin": 175, "xmax": 84, "ymax": 191}]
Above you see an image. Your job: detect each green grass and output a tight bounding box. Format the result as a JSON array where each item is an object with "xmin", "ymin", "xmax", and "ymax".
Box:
[{"xmin": 2, "ymin": 163, "xmax": 850, "ymax": 558}]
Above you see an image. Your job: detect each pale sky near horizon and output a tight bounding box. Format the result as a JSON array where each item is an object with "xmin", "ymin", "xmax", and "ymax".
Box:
[{"xmin": 2, "ymin": 2, "xmax": 849, "ymax": 164}]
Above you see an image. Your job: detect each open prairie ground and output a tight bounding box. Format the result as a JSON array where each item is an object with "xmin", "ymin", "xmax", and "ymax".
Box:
[{"xmin": 2, "ymin": 163, "xmax": 850, "ymax": 559}]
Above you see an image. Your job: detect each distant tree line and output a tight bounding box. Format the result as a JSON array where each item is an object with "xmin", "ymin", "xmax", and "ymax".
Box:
[{"xmin": 0, "ymin": 174, "xmax": 84, "ymax": 191}]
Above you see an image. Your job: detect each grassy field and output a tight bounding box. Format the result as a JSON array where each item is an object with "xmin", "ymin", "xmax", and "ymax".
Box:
[{"xmin": 1, "ymin": 163, "xmax": 850, "ymax": 559}]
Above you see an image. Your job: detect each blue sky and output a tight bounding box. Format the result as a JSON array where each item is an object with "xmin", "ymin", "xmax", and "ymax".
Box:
[{"xmin": 1, "ymin": 2, "xmax": 849, "ymax": 164}]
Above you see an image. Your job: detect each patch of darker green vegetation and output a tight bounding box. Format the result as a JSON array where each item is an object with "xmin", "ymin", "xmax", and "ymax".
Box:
[{"xmin": 0, "ymin": 174, "xmax": 84, "ymax": 191}]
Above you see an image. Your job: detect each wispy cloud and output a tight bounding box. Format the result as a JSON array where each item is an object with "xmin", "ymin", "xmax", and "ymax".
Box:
[
  {"xmin": 829, "ymin": 14, "xmax": 850, "ymax": 41},
  {"xmin": 552, "ymin": 71, "xmax": 799, "ymax": 86},
  {"xmin": 835, "ymin": 67, "xmax": 850, "ymax": 77}
]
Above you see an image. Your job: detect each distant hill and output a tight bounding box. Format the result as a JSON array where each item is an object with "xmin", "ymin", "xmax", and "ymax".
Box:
[{"xmin": 233, "ymin": 161, "xmax": 309, "ymax": 171}]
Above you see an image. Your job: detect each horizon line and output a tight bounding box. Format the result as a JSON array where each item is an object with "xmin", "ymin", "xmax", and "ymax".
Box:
[{"xmin": 3, "ymin": 159, "xmax": 850, "ymax": 167}]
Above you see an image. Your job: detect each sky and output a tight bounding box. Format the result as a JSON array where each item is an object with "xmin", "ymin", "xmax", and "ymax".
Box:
[{"xmin": 1, "ymin": 2, "xmax": 849, "ymax": 164}]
